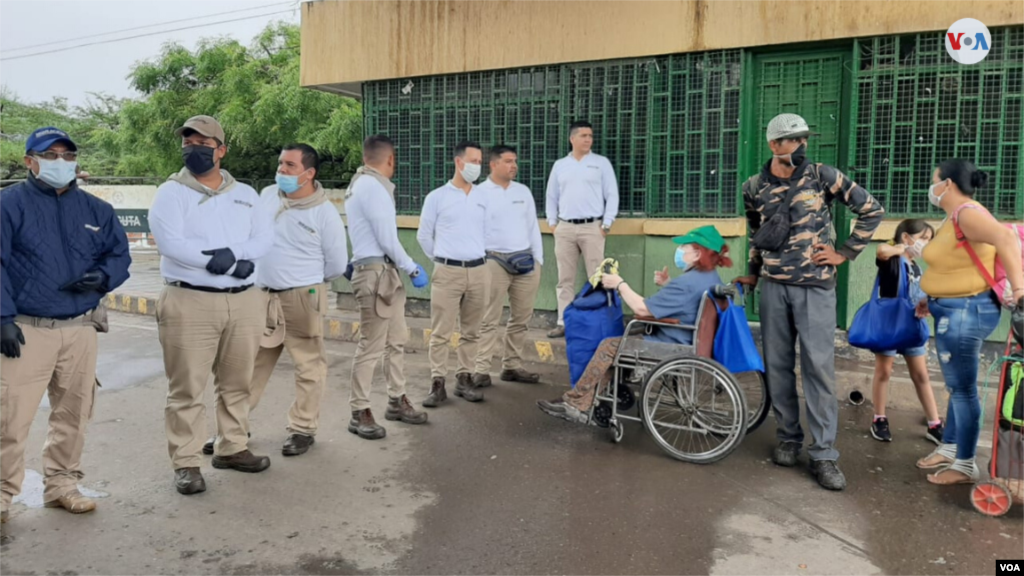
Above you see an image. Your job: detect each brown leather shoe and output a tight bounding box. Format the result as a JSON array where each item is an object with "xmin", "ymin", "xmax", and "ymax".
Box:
[
  {"xmin": 386, "ymin": 395, "xmax": 428, "ymax": 424},
  {"xmin": 472, "ymin": 373, "xmax": 492, "ymax": 388},
  {"xmin": 44, "ymin": 489, "xmax": 97, "ymax": 514},
  {"xmin": 500, "ymin": 368, "xmax": 541, "ymax": 384},
  {"xmin": 348, "ymin": 409, "xmax": 387, "ymax": 439},
  {"xmin": 454, "ymin": 373, "xmax": 484, "ymax": 402},
  {"xmin": 282, "ymin": 433, "xmax": 315, "ymax": 456},
  {"xmin": 422, "ymin": 377, "xmax": 447, "ymax": 408},
  {"xmin": 174, "ymin": 467, "xmax": 207, "ymax": 495},
  {"xmin": 212, "ymin": 450, "xmax": 271, "ymax": 473},
  {"xmin": 547, "ymin": 326, "xmax": 565, "ymax": 338}
]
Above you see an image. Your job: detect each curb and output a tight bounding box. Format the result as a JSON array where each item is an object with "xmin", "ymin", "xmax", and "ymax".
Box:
[{"xmin": 103, "ymin": 292, "xmax": 570, "ymax": 366}]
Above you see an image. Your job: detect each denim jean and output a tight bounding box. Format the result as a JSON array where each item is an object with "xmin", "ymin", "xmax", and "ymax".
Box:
[{"xmin": 929, "ymin": 293, "xmax": 1002, "ymax": 460}]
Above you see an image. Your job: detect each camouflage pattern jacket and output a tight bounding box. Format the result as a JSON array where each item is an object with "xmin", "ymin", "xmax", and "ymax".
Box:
[{"xmin": 743, "ymin": 160, "xmax": 885, "ymax": 289}]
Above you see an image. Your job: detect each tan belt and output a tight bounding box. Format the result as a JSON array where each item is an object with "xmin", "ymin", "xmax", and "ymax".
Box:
[
  {"xmin": 16, "ymin": 312, "xmax": 93, "ymax": 329},
  {"xmin": 355, "ymin": 262, "xmax": 396, "ymax": 272}
]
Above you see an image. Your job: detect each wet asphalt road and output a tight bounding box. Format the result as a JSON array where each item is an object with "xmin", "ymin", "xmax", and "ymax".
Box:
[{"xmin": 1, "ymin": 312, "xmax": 1021, "ymax": 575}]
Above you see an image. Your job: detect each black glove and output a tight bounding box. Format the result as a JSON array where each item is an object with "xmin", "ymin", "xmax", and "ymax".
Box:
[
  {"xmin": 1, "ymin": 323, "xmax": 25, "ymax": 359},
  {"xmin": 342, "ymin": 263, "xmax": 354, "ymax": 281},
  {"xmin": 61, "ymin": 270, "xmax": 108, "ymax": 293},
  {"xmin": 711, "ymin": 284, "xmax": 738, "ymax": 299},
  {"xmin": 201, "ymin": 248, "xmax": 237, "ymax": 275},
  {"xmin": 1012, "ymin": 296, "xmax": 1024, "ymax": 347},
  {"xmin": 231, "ymin": 259, "xmax": 255, "ymax": 280}
]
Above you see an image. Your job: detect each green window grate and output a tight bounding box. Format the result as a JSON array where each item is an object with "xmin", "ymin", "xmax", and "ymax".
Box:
[
  {"xmin": 850, "ymin": 27, "xmax": 1024, "ymax": 219},
  {"xmin": 363, "ymin": 50, "xmax": 744, "ymax": 217}
]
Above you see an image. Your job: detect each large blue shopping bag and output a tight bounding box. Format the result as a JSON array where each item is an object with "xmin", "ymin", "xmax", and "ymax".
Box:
[
  {"xmin": 713, "ymin": 285, "xmax": 765, "ymax": 374},
  {"xmin": 564, "ymin": 283, "xmax": 625, "ymax": 387},
  {"xmin": 847, "ymin": 260, "xmax": 929, "ymax": 352}
]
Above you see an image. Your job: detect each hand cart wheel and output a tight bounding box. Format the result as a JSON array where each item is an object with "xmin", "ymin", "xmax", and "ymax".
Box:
[{"xmin": 971, "ymin": 481, "xmax": 1013, "ymax": 517}]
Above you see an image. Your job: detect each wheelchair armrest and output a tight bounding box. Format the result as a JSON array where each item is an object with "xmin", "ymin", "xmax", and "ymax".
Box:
[{"xmin": 634, "ymin": 315, "xmax": 680, "ymax": 325}]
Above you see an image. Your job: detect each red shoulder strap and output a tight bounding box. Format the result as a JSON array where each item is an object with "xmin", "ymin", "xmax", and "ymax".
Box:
[{"xmin": 951, "ymin": 203, "xmax": 999, "ymax": 292}]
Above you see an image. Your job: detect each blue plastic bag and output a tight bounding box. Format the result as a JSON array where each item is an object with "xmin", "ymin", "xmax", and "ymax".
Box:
[
  {"xmin": 564, "ymin": 283, "xmax": 625, "ymax": 387},
  {"xmin": 847, "ymin": 260, "xmax": 929, "ymax": 352},
  {"xmin": 713, "ymin": 286, "xmax": 765, "ymax": 374}
]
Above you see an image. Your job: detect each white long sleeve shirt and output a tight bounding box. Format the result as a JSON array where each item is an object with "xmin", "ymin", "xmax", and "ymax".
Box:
[
  {"xmin": 479, "ymin": 178, "xmax": 543, "ymax": 265},
  {"xmin": 345, "ymin": 175, "xmax": 417, "ymax": 275},
  {"xmin": 255, "ymin": 185, "xmax": 349, "ymax": 290},
  {"xmin": 417, "ymin": 181, "xmax": 488, "ymax": 262},
  {"xmin": 149, "ymin": 180, "xmax": 275, "ymax": 288},
  {"xmin": 544, "ymin": 152, "xmax": 619, "ymax": 228}
]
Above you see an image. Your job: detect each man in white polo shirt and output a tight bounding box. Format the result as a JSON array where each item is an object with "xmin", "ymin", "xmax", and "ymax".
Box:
[
  {"xmin": 544, "ymin": 120, "xmax": 619, "ymax": 338},
  {"xmin": 245, "ymin": 144, "xmax": 348, "ymax": 457},
  {"xmin": 346, "ymin": 135, "xmax": 429, "ymax": 440},
  {"xmin": 473, "ymin": 145, "xmax": 544, "ymax": 386},
  {"xmin": 417, "ymin": 141, "xmax": 489, "ymax": 406},
  {"xmin": 148, "ymin": 115, "xmax": 275, "ymax": 495}
]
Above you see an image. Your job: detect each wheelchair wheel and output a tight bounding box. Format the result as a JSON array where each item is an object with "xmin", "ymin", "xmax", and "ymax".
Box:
[
  {"xmin": 734, "ymin": 371, "xmax": 770, "ymax": 433},
  {"xmin": 640, "ymin": 355, "xmax": 747, "ymax": 464},
  {"xmin": 610, "ymin": 420, "xmax": 624, "ymax": 443}
]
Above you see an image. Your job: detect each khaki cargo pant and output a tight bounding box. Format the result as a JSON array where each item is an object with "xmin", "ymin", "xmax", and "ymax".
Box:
[
  {"xmin": 158, "ymin": 285, "xmax": 265, "ymax": 470},
  {"xmin": 554, "ymin": 221, "xmax": 606, "ymax": 325},
  {"xmin": 249, "ymin": 285, "xmax": 328, "ymax": 436},
  {"xmin": 1, "ymin": 321, "xmax": 98, "ymax": 508},
  {"xmin": 429, "ymin": 263, "xmax": 489, "ymax": 379},
  {"xmin": 475, "ymin": 259, "xmax": 541, "ymax": 373},
  {"xmin": 350, "ymin": 265, "xmax": 409, "ymax": 410}
]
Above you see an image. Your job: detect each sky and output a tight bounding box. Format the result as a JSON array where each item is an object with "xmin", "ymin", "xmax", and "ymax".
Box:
[{"xmin": 0, "ymin": 0, "xmax": 302, "ymax": 107}]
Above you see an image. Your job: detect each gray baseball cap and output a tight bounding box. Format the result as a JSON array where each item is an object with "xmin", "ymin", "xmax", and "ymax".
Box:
[{"xmin": 766, "ymin": 113, "xmax": 812, "ymax": 142}]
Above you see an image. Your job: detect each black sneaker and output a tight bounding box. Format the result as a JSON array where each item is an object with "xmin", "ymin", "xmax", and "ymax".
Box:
[
  {"xmin": 809, "ymin": 459, "xmax": 847, "ymax": 491},
  {"xmin": 771, "ymin": 441, "xmax": 801, "ymax": 467},
  {"xmin": 925, "ymin": 422, "xmax": 944, "ymax": 445},
  {"xmin": 870, "ymin": 417, "xmax": 892, "ymax": 442}
]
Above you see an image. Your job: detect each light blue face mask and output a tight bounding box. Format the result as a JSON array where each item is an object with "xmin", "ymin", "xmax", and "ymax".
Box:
[
  {"xmin": 35, "ymin": 158, "xmax": 78, "ymax": 188},
  {"xmin": 275, "ymin": 170, "xmax": 308, "ymax": 194},
  {"xmin": 674, "ymin": 245, "xmax": 697, "ymax": 271}
]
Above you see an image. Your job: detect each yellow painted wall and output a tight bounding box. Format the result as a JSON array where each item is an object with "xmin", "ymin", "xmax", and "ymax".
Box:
[{"xmin": 301, "ymin": 0, "xmax": 1022, "ymax": 90}]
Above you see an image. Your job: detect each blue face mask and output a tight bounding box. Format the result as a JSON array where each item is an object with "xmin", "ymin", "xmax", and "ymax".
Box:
[
  {"xmin": 275, "ymin": 170, "xmax": 308, "ymax": 194},
  {"xmin": 675, "ymin": 245, "xmax": 697, "ymax": 271},
  {"xmin": 34, "ymin": 158, "xmax": 78, "ymax": 188},
  {"xmin": 674, "ymin": 248, "xmax": 687, "ymax": 270}
]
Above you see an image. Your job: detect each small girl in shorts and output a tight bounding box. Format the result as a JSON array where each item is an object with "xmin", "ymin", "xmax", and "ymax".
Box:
[{"xmin": 870, "ymin": 219, "xmax": 943, "ymax": 444}]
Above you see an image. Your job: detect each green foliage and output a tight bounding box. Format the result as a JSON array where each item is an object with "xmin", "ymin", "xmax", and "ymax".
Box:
[{"xmin": 0, "ymin": 22, "xmax": 362, "ymax": 183}]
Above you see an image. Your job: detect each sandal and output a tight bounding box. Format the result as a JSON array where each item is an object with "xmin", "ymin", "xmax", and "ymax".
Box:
[
  {"xmin": 916, "ymin": 452, "xmax": 954, "ymax": 470},
  {"xmin": 926, "ymin": 468, "xmax": 975, "ymax": 485}
]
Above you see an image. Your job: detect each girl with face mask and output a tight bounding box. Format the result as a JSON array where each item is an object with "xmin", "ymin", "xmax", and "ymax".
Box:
[
  {"xmin": 869, "ymin": 219, "xmax": 941, "ymax": 445},
  {"xmin": 538, "ymin": 226, "xmax": 734, "ymax": 424},
  {"xmin": 916, "ymin": 159, "xmax": 1024, "ymax": 486}
]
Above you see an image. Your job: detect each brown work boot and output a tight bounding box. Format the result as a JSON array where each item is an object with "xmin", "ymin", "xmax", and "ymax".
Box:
[
  {"xmin": 547, "ymin": 325, "xmax": 565, "ymax": 338},
  {"xmin": 501, "ymin": 368, "xmax": 541, "ymax": 384},
  {"xmin": 385, "ymin": 395, "xmax": 428, "ymax": 424},
  {"xmin": 472, "ymin": 373, "xmax": 493, "ymax": 388},
  {"xmin": 454, "ymin": 373, "xmax": 485, "ymax": 402},
  {"xmin": 174, "ymin": 467, "xmax": 207, "ymax": 495},
  {"xmin": 44, "ymin": 489, "xmax": 97, "ymax": 514},
  {"xmin": 422, "ymin": 377, "xmax": 447, "ymax": 408},
  {"xmin": 348, "ymin": 409, "xmax": 387, "ymax": 439},
  {"xmin": 212, "ymin": 450, "xmax": 271, "ymax": 473},
  {"xmin": 282, "ymin": 433, "xmax": 315, "ymax": 456}
]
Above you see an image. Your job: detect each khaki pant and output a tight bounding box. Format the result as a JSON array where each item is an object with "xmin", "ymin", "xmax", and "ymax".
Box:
[
  {"xmin": 1, "ymin": 323, "xmax": 98, "ymax": 507},
  {"xmin": 350, "ymin": 265, "xmax": 409, "ymax": 410},
  {"xmin": 429, "ymin": 263, "xmax": 489, "ymax": 378},
  {"xmin": 158, "ymin": 285, "xmax": 264, "ymax": 470},
  {"xmin": 554, "ymin": 221, "xmax": 606, "ymax": 325},
  {"xmin": 475, "ymin": 259, "xmax": 541, "ymax": 373},
  {"xmin": 249, "ymin": 285, "xmax": 328, "ymax": 436}
]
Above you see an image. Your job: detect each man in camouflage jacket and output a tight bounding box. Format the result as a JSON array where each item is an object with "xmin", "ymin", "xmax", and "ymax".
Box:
[{"xmin": 737, "ymin": 113, "xmax": 884, "ymax": 491}]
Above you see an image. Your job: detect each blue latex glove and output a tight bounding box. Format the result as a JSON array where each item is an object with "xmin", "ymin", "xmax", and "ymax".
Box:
[{"xmin": 410, "ymin": 264, "xmax": 429, "ymax": 289}]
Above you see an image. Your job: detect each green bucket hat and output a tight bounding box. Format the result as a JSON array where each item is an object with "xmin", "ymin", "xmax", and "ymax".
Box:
[{"xmin": 672, "ymin": 225, "xmax": 725, "ymax": 252}]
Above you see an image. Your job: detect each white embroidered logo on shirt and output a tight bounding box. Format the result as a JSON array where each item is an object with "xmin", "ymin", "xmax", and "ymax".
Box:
[
  {"xmin": 234, "ymin": 200, "xmax": 253, "ymax": 208},
  {"xmin": 84, "ymin": 224, "xmax": 100, "ymax": 232}
]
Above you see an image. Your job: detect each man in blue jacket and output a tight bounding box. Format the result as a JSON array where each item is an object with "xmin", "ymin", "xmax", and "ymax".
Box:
[{"xmin": 0, "ymin": 127, "xmax": 131, "ymax": 524}]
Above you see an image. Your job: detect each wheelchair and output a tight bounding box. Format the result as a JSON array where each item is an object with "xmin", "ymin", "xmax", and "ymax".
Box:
[{"xmin": 586, "ymin": 289, "xmax": 770, "ymax": 464}]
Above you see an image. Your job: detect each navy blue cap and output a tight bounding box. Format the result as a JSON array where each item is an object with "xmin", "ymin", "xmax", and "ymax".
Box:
[{"xmin": 25, "ymin": 127, "xmax": 77, "ymax": 154}]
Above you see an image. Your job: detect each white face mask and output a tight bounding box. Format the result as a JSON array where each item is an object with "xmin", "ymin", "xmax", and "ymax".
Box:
[
  {"xmin": 460, "ymin": 161, "xmax": 481, "ymax": 183},
  {"xmin": 34, "ymin": 158, "xmax": 78, "ymax": 188},
  {"xmin": 928, "ymin": 180, "xmax": 948, "ymax": 207},
  {"xmin": 904, "ymin": 238, "xmax": 928, "ymax": 259}
]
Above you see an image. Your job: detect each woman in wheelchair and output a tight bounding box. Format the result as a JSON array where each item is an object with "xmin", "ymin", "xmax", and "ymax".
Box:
[{"xmin": 538, "ymin": 225, "xmax": 733, "ymax": 423}]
